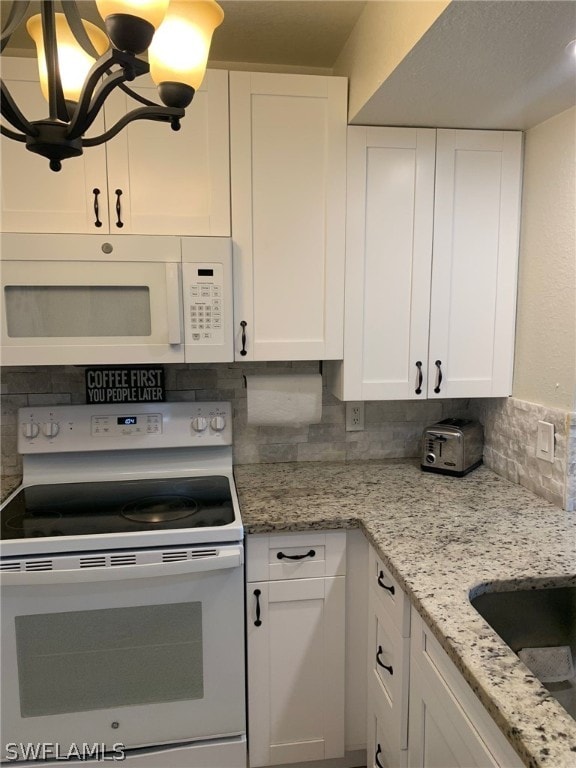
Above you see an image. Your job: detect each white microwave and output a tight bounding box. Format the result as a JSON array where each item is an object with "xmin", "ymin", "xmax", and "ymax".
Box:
[{"xmin": 0, "ymin": 234, "xmax": 233, "ymax": 366}]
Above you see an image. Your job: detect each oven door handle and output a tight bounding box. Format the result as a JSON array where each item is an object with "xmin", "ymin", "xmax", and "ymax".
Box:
[{"xmin": 0, "ymin": 547, "xmax": 243, "ymax": 585}]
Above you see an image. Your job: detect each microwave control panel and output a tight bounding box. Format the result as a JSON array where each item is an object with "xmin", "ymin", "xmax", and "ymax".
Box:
[{"xmin": 184, "ymin": 262, "xmax": 225, "ymax": 345}]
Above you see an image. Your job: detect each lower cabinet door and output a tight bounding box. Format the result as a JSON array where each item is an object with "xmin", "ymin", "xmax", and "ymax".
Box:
[
  {"xmin": 246, "ymin": 577, "xmax": 345, "ymax": 767},
  {"xmin": 408, "ymin": 657, "xmax": 500, "ymax": 768}
]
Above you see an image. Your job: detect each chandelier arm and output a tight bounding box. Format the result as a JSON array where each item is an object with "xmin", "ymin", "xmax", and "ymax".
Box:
[
  {"xmin": 60, "ymin": 0, "xmax": 101, "ymax": 60},
  {"xmin": 68, "ymin": 68, "xmax": 130, "ymax": 140},
  {"xmin": 83, "ymin": 105, "xmax": 184, "ymax": 147},
  {"xmin": 0, "ymin": 80, "xmax": 39, "ymax": 137},
  {"xmin": 66, "ymin": 49, "xmax": 148, "ymax": 140},
  {"xmin": 1, "ymin": 1, "xmax": 31, "ymax": 53},
  {"xmin": 41, "ymin": 0, "xmax": 70, "ymax": 123},
  {"xmin": 0, "ymin": 124, "xmax": 27, "ymax": 142},
  {"xmin": 117, "ymin": 82, "xmax": 159, "ymax": 108}
]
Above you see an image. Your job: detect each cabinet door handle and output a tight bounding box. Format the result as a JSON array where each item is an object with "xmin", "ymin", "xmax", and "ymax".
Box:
[
  {"xmin": 240, "ymin": 321, "xmax": 247, "ymax": 356},
  {"xmin": 415, "ymin": 360, "xmax": 423, "ymax": 395},
  {"xmin": 434, "ymin": 360, "xmax": 443, "ymax": 393},
  {"xmin": 377, "ymin": 571, "xmax": 395, "ymax": 595},
  {"xmin": 375, "ymin": 745, "xmax": 385, "ymax": 768},
  {"xmin": 376, "ymin": 645, "xmax": 393, "ymax": 675},
  {"xmin": 254, "ymin": 589, "xmax": 262, "ymax": 627},
  {"xmin": 115, "ymin": 188, "xmax": 124, "ymax": 228},
  {"xmin": 92, "ymin": 188, "xmax": 103, "ymax": 228},
  {"xmin": 277, "ymin": 549, "xmax": 316, "ymax": 561}
]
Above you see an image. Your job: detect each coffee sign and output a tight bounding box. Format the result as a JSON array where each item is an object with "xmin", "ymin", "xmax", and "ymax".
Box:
[{"xmin": 86, "ymin": 367, "xmax": 165, "ymax": 404}]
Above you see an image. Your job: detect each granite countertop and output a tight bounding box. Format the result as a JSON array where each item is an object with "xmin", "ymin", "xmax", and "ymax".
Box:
[{"xmin": 234, "ymin": 459, "xmax": 576, "ymax": 768}]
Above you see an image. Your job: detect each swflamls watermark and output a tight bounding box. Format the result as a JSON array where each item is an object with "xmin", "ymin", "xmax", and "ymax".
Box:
[{"xmin": 3, "ymin": 743, "xmax": 126, "ymax": 761}]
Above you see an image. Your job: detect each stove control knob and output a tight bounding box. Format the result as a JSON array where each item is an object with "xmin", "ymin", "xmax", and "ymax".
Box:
[
  {"xmin": 191, "ymin": 416, "xmax": 208, "ymax": 432},
  {"xmin": 210, "ymin": 416, "xmax": 226, "ymax": 432},
  {"xmin": 22, "ymin": 422, "xmax": 40, "ymax": 439},
  {"xmin": 42, "ymin": 421, "xmax": 60, "ymax": 438}
]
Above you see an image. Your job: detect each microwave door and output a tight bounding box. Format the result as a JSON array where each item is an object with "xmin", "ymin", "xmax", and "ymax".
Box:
[{"xmin": 1, "ymin": 261, "xmax": 184, "ymax": 366}]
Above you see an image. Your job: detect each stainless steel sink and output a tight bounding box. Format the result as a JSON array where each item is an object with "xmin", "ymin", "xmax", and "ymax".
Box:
[{"xmin": 470, "ymin": 586, "xmax": 576, "ymax": 720}]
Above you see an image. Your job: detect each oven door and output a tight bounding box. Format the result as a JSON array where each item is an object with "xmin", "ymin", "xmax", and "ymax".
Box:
[{"xmin": 0, "ymin": 544, "xmax": 245, "ymax": 757}]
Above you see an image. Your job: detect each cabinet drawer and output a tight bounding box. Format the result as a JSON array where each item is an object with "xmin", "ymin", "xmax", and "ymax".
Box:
[
  {"xmin": 368, "ymin": 545, "xmax": 410, "ymax": 636},
  {"xmin": 246, "ymin": 531, "xmax": 346, "ymax": 582},
  {"xmin": 368, "ymin": 591, "xmax": 410, "ymax": 750},
  {"xmin": 367, "ymin": 676, "xmax": 407, "ymax": 768}
]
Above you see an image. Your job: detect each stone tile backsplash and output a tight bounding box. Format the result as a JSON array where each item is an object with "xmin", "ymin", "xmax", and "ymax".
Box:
[
  {"xmin": 1, "ymin": 364, "xmax": 574, "ymax": 510},
  {"xmin": 478, "ymin": 396, "xmax": 575, "ymax": 511},
  {"xmin": 0, "ymin": 362, "xmax": 475, "ymax": 482}
]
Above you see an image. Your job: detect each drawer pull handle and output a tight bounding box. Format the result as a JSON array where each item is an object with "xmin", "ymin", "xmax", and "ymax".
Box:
[
  {"xmin": 377, "ymin": 571, "xmax": 395, "ymax": 595},
  {"xmin": 254, "ymin": 589, "xmax": 262, "ymax": 627},
  {"xmin": 376, "ymin": 645, "xmax": 393, "ymax": 675},
  {"xmin": 415, "ymin": 360, "xmax": 423, "ymax": 395},
  {"xmin": 434, "ymin": 359, "xmax": 443, "ymax": 393},
  {"xmin": 375, "ymin": 745, "xmax": 385, "ymax": 768},
  {"xmin": 277, "ymin": 549, "xmax": 316, "ymax": 561}
]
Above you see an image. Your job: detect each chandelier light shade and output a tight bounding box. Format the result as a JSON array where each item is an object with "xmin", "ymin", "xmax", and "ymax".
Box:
[
  {"xmin": 149, "ymin": 0, "xmax": 224, "ymax": 105},
  {"xmin": 0, "ymin": 0, "xmax": 224, "ymax": 171},
  {"xmin": 26, "ymin": 13, "xmax": 110, "ymax": 103}
]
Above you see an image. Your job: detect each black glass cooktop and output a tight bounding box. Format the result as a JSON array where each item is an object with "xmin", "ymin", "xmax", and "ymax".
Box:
[{"xmin": 1, "ymin": 476, "xmax": 235, "ymax": 540}]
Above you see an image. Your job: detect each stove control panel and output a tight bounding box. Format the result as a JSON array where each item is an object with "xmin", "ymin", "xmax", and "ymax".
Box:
[{"xmin": 18, "ymin": 402, "xmax": 232, "ymax": 453}]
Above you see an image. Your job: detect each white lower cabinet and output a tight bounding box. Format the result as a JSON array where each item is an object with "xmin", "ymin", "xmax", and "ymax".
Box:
[
  {"xmin": 366, "ymin": 544, "xmax": 523, "ymax": 768},
  {"xmin": 408, "ymin": 609, "xmax": 523, "ymax": 768},
  {"xmin": 246, "ymin": 532, "xmax": 347, "ymax": 767}
]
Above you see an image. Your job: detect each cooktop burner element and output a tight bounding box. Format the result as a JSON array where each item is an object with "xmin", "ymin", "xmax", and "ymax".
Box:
[{"xmin": 121, "ymin": 496, "xmax": 199, "ymax": 523}]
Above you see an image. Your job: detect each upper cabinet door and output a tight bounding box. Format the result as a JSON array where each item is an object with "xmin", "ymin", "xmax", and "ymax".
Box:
[
  {"xmin": 230, "ymin": 72, "xmax": 347, "ymax": 361},
  {"xmin": 103, "ymin": 69, "xmax": 230, "ymax": 236},
  {"xmin": 0, "ymin": 58, "xmax": 109, "ymax": 234},
  {"xmin": 428, "ymin": 130, "xmax": 523, "ymax": 398},
  {"xmin": 337, "ymin": 127, "xmax": 436, "ymax": 400}
]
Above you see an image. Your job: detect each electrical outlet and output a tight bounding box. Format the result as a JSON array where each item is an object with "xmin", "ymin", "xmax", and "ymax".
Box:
[{"xmin": 346, "ymin": 402, "xmax": 365, "ymax": 431}]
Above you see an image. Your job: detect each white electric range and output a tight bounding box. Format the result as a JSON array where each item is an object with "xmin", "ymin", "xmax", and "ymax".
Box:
[{"xmin": 0, "ymin": 402, "xmax": 246, "ymax": 768}]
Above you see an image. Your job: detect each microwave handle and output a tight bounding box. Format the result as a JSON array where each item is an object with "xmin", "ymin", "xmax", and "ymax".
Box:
[
  {"xmin": 166, "ymin": 262, "xmax": 183, "ymax": 345},
  {"xmin": 0, "ymin": 547, "xmax": 243, "ymax": 586}
]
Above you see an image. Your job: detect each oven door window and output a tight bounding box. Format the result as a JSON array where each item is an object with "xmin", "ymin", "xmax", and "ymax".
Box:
[{"xmin": 16, "ymin": 603, "xmax": 203, "ymax": 717}]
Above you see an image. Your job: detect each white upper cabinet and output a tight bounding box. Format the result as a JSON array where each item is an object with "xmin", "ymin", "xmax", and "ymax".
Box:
[
  {"xmin": 428, "ymin": 130, "xmax": 522, "ymax": 398},
  {"xmin": 1, "ymin": 58, "xmax": 109, "ymax": 234},
  {"xmin": 230, "ymin": 72, "xmax": 347, "ymax": 361},
  {"xmin": 329, "ymin": 127, "xmax": 522, "ymax": 400},
  {"xmin": 103, "ymin": 70, "xmax": 230, "ymax": 236},
  {"xmin": 0, "ymin": 59, "xmax": 230, "ymax": 236}
]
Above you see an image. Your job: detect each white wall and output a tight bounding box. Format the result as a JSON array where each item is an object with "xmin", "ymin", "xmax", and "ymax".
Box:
[
  {"xmin": 333, "ymin": 0, "xmax": 449, "ymax": 121},
  {"xmin": 513, "ymin": 106, "xmax": 576, "ymax": 411}
]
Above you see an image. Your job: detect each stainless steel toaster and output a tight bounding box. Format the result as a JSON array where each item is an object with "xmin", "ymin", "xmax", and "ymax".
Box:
[{"xmin": 421, "ymin": 418, "xmax": 483, "ymax": 476}]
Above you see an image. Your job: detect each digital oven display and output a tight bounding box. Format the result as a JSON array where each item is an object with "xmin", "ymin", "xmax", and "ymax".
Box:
[{"xmin": 117, "ymin": 417, "xmax": 137, "ymax": 426}]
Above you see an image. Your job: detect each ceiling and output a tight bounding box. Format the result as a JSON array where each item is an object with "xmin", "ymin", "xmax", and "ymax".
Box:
[{"xmin": 1, "ymin": 1, "xmax": 575, "ymax": 129}]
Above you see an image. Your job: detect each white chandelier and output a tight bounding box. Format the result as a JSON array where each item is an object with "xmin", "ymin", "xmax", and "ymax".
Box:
[{"xmin": 0, "ymin": 0, "xmax": 224, "ymax": 171}]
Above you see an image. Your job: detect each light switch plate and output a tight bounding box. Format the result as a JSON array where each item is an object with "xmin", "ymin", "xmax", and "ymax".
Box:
[{"xmin": 536, "ymin": 420, "xmax": 555, "ymax": 462}]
